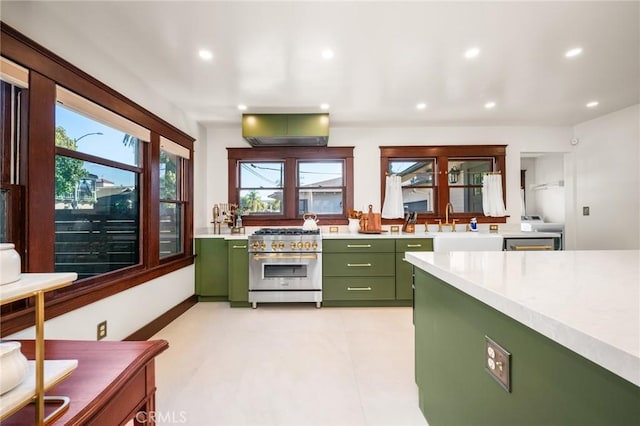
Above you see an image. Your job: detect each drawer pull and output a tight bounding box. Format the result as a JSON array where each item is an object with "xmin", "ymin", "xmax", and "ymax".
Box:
[
  {"xmin": 347, "ymin": 287, "xmax": 372, "ymax": 291},
  {"xmin": 512, "ymin": 245, "xmax": 553, "ymax": 250},
  {"xmin": 347, "ymin": 263, "xmax": 372, "ymax": 267},
  {"xmin": 346, "ymin": 244, "xmax": 372, "ymax": 248},
  {"xmin": 232, "ymin": 245, "xmax": 247, "ymax": 249},
  {"xmin": 406, "ymin": 244, "xmax": 422, "ymax": 248}
]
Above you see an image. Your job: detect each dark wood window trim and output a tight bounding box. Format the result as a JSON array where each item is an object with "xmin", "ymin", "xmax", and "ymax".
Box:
[
  {"xmin": 227, "ymin": 146, "xmax": 354, "ymax": 226},
  {"xmin": 0, "ymin": 23, "xmax": 195, "ymax": 337},
  {"xmin": 380, "ymin": 145, "xmax": 507, "ymax": 224}
]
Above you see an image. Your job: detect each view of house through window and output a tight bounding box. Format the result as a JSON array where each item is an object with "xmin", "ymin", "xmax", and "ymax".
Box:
[
  {"xmin": 448, "ymin": 158, "xmax": 493, "ymax": 214},
  {"xmin": 298, "ymin": 161, "xmax": 344, "ymax": 214},
  {"xmin": 389, "ymin": 160, "xmax": 436, "ymax": 213},
  {"xmin": 54, "ymin": 104, "xmax": 143, "ymax": 279}
]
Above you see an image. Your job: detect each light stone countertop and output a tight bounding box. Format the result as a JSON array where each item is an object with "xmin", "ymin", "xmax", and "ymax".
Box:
[
  {"xmin": 0, "ymin": 273, "xmax": 78, "ymax": 303},
  {"xmin": 405, "ymin": 250, "xmax": 640, "ymax": 387}
]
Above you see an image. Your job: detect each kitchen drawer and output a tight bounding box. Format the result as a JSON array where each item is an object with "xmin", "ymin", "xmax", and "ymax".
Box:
[
  {"xmin": 323, "ymin": 276, "xmax": 395, "ymax": 301},
  {"xmin": 323, "ymin": 239, "xmax": 395, "ymax": 253},
  {"xmin": 395, "ymin": 239, "xmax": 433, "ymax": 253},
  {"xmin": 323, "ymin": 253, "xmax": 395, "ymax": 276},
  {"xmin": 504, "ymin": 238, "xmax": 555, "ymax": 251}
]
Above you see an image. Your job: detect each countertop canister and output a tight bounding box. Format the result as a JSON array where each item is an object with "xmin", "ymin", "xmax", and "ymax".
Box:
[{"xmin": 0, "ymin": 243, "xmax": 21, "ymax": 285}]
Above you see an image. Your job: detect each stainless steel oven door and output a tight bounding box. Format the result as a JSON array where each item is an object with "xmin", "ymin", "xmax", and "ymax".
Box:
[{"xmin": 249, "ymin": 252, "xmax": 322, "ymax": 290}]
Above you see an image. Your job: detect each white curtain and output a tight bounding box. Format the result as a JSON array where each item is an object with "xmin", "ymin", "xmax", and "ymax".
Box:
[
  {"xmin": 381, "ymin": 175, "xmax": 404, "ymax": 218},
  {"xmin": 482, "ymin": 174, "xmax": 507, "ymax": 217}
]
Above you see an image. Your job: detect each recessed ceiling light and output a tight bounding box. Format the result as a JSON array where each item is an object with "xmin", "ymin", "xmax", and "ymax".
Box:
[
  {"xmin": 237, "ymin": 104, "xmax": 247, "ymax": 111},
  {"xmin": 586, "ymin": 101, "xmax": 599, "ymax": 108},
  {"xmin": 464, "ymin": 47, "xmax": 480, "ymax": 59},
  {"xmin": 565, "ymin": 47, "xmax": 583, "ymax": 58},
  {"xmin": 416, "ymin": 102, "xmax": 427, "ymax": 110},
  {"xmin": 198, "ymin": 49, "xmax": 213, "ymax": 61},
  {"xmin": 320, "ymin": 103, "xmax": 330, "ymax": 110},
  {"xmin": 321, "ymin": 49, "xmax": 334, "ymax": 60},
  {"xmin": 484, "ymin": 101, "xmax": 496, "ymax": 109}
]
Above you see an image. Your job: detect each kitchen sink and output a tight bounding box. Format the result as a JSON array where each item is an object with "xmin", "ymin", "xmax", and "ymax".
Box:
[{"xmin": 431, "ymin": 232, "xmax": 504, "ymax": 252}]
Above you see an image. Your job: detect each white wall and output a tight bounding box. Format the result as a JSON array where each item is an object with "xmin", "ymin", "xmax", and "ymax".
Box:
[
  {"xmin": 7, "ymin": 266, "xmax": 194, "ymax": 341},
  {"xmin": 198, "ymin": 124, "xmax": 574, "ymax": 230},
  {"xmin": 569, "ymin": 104, "xmax": 640, "ymax": 249}
]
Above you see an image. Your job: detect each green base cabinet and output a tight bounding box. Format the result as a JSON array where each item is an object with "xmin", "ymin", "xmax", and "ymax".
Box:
[
  {"xmin": 323, "ymin": 239, "xmax": 395, "ymax": 304},
  {"xmin": 228, "ymin": 240, "xmax": 249, "ymax": 307},
  {"xmin": 194, "ymin": 238, "xmax": 228, "ymax": 299},
  {"xmin": 414, "ymin": 269, "xmax": 640, "ymax": 426},
  {"xmin": 395, "ymin": 239, "xmax": 433, "ymax": 300}
]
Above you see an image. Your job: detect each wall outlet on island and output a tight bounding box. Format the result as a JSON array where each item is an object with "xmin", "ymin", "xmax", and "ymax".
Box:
[
  {"xmin": 97, "ymin": 320, "xmax": 107, "ymax": 340},
  {"xmin": 583, "ymin": 206, "xmax": 590, "ymax": 216}
]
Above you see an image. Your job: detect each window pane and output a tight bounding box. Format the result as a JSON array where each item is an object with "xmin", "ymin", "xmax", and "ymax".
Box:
[
  {"xmin": 54, "ymin": 157, "xmax": 139, "ymax": 279},
  {"xmin": 160, "ymin": 150, "xmax": 179, "ymax": 200},
  {"xmin": 240, "ymin": 162, "xmax": 283, "ymax": 188},
  {"xmin": 402, "ymin": 188, "xmax": 435, "ymax": 213},
  {"xmin": 448, "ymin": 159, "xmax": 492, "ymax": 186},
  {"xmin": 240, "ymin": 189, "xmax": 282, "ymax": 214},
  {"xmin": 389, "ymin": 160, "xmax": 435, "ymax": 187},
  {"xmin": 299, "ymin": 189, "xmax": 343, "ymax": 214},
  {"xmin": 160, "ymin": 202, "xmax": 182, "ymax": 258},
  {"xmin": 55, "ymin": 105, "xmax": 141, "ymax": 167},
  {"xmin": 298, "ymin": 161, "xmax": 343, "ymax": 186},
  {"xmin": 449, "ymin": 187, "xmax": 484, "ymax": 213}
]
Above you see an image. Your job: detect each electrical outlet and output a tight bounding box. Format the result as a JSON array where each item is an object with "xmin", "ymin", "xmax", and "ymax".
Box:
[
  {"xmin": 583, "ymin": 206, "xmax": 590, "ymax": 216},
  {"xmin": 485, "ymin": 336, "xmax": 511, "ymax": 392},
  {"xmin": 97, "ymin": 320, "xmax": 107, "ymax": 340}
]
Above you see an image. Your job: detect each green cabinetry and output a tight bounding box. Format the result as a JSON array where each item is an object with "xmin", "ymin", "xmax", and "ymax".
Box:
[
  {"xmin": 194, "ymin": 238, "xmax": 228, "ymax": 300},
  {"xmin": 228, "ymin": 240, "xmax": 249, "ymax": 307},
  {"xmin": 323, "ymin": 239, "xmax": 396, "ymax": 304},
  {"xmin": 395, "ymin": 239, "xmax": 433, "ymax": 300}
]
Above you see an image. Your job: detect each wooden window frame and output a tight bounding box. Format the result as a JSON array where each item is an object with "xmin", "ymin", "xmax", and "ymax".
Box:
[
  {"xmin": 380, "ymin": 145, "xmax": 507, "ymax": 224},
  {"xmin": 0, "ymin": 23, "xmax": 195, "ymax": 336},
  {"xmin": 228, "ymin": 146, "xmax": 354, "ymax": 226}
]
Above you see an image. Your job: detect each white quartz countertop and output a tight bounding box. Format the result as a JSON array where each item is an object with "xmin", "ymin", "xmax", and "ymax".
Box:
[
  {"xmin": 405, "ymin": 250, "xmax": 640, "ymax": 387},
  {"xmin": 0, "ymin": 273, "xmax": 78, "ymax": 303}
]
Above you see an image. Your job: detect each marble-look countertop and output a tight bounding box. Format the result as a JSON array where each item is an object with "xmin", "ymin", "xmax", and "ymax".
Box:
[
  {"xmin": 0, "ymin": 273, "xmax": 78, "ymax": 303},
  {"xmin": 405, "ymin": 250, "xmax": 640, "ymax": 386}
]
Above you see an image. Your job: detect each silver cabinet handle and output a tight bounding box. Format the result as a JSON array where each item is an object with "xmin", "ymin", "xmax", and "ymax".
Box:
[
  {"xmin": 347, "ymin": 263, "xmax": 372, "ymax": 267},
  {"xmin": 346, "ymin": 244, "xmax": 372, "ymax": 248},
  {"xmin": 512, "ymin": 245, "xmax": 553, "ymax": 250},
  {"xmin": 347, "ymin": 287, "xmax": 372, "ymax": 291},
  {"xmin": 406, "ymin": 244, "xmax": 422, "ymax": 248},
  {"xmin": 232, "ymin": 245, "xmax": 247, "ymax": 249}
]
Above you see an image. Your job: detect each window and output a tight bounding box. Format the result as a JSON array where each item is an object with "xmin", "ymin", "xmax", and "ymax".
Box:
[
  {"xmin": 380, "ymin": 145, "xmax": 506, "ymax": 222},
  {"xmin": 228, "ymin": 147, "xmax": 354, "ymax": 225},
  {"xmin": 54, "ymin": 102, "xmax": 144, "ymax": 279},
  {"xmin": 298, "ymin": 161, "xmax": 344, "ymax": 215},
  {"xmin": 159, "ymin": 137, "xmax": 190, "ymax": 259},
  {"xmin": 0, "ymin": 27, "xmax": 194, "ymax": 337}
]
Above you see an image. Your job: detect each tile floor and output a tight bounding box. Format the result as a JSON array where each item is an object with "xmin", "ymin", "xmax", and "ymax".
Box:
[{"xmin": 151, "ymin": 302, "xmax": 428, "ymax": 426}]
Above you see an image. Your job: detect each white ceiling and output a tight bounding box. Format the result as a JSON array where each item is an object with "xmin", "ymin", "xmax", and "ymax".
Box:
[{"xmin": 2, "ymin": 1, "xmax": 639, "ymax": 127}]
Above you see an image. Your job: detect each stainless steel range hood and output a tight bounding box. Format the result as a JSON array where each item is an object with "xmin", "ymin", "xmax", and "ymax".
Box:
[{"xmin": 242, "ymin": 113, "xmax": 329, "ymax": 147}]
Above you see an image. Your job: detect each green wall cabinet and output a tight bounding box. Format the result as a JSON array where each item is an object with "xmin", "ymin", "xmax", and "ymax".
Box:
[
  {"xmin": 228, "ymin": 241, "xmax": 249, "ymax": 307},
  {"xmin": 395, "ymin": 239, "xmax": 433, "ymax": 300},
  {"xmin": 414, "ymin": 269, "xmax": 640, "ymax": 426},
  {"xmin": 194, "ymin": 238, "xmax": 228, "ymax": 300}
]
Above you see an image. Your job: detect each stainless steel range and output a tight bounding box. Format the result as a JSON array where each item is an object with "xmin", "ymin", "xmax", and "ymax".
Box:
[{"xmin": 248, "ymin": 228, "xmax": 322, "ymax": 308}]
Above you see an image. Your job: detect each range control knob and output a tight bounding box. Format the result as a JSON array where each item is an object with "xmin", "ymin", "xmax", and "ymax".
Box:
[
  {"xmin": 271, "ymin": 242, "xmax": 278, "ymax": 250},
  {"xmin": 297, "ymin": 242, "xmax": 303, "ymax": 249},
  {"xmin": 252, "ymin": 242, "xmax": 260, "ymax": 250},
  {"xmin": 260, "ymin": 242, "xmax": 266, "ymax": 250},
  {"xmin": 279, "ymin": 242, "xmax": 285, "ymax": 249},
  {"xmin": 312, "ymin": 242, "xmax": 318, "ymax": 250},
  {"xmin": 290, "ymin": 242, "xmax": 296, "ymax": 250},
  {"xmin": 304, "ymin": 242, "xmax": 311, "ymax": 250}
]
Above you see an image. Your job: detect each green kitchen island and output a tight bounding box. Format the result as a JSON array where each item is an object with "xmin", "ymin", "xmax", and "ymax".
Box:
[{"xmin": 406, "ymin": 250, "xmax": 640, "ymax": 426}]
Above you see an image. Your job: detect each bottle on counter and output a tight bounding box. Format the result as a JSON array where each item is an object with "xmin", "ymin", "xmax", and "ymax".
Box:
[{"xmin": 470, "ymin": 217, "xmax": 478, "ymax": 232}]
